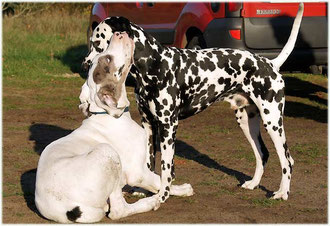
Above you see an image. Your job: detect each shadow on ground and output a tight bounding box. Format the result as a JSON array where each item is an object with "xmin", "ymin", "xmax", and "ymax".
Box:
[
  {"xmin": 55, "ymin": 44, "xmax": 89, "ymax": 79},
  {"xmin": 20, "ymin": 169, "xmax": 47, "ymax": 220},
  {"xmin": 284, "ymin": 76, "xmax": 327, "ymax": 123}
]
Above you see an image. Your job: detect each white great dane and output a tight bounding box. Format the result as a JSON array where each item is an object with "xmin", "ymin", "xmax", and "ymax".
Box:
[{"xmin": 35, "ymin": 32, "xmax": 193, "ymax": 223}]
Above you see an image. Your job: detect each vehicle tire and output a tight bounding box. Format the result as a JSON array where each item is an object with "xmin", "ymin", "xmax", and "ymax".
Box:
[
  {"xmin": 186, "ymin": 35, "xmax": 206, "ymax": 50},
  {"xmin": 309, "ymin": 65, "xmax": 323, "ymax": 75}
]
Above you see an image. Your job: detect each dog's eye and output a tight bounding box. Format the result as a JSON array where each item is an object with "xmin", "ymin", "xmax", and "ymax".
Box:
[{"xmin": 106, "ymin": 55, "xmax": 112, "ymax": 63}]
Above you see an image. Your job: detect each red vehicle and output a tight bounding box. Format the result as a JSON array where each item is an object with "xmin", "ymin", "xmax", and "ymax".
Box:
[{"xmin": 88, "ymin": 2, "xmax": 327, "ymax": 74}]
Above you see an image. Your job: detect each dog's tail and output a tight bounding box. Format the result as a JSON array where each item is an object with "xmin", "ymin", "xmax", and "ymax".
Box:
[{"xmin": 270, "ymin": 3, "xmax": 304, "ymax": 71}]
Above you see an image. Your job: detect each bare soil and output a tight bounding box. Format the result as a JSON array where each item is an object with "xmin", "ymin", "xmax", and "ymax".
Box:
[{"xmin": 2, "ymin": 74, "xmax": 327, "ymax": 223}]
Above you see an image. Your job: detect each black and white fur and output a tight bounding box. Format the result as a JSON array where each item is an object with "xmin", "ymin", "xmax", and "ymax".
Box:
[{"xmin": 82, "ymin": 3, "xmax": 304, "ymax": 202}]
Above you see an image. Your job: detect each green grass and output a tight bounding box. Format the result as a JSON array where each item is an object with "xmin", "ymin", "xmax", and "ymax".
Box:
[
  {"xmin": 250, "ymin": 198, "xmax": 282, "ymax": 207},
  {"xmin": 3, "ymin": 182, "xmax": 24, "ymax": 198},
  {"xmin": 284, "ymin": 73, "xmax": 328, "ymax": 87},
  {"xmin": 3, "ymin": 7, "xmax": 90, "ymax": 113},
  {"xmin": 291, "ymin": 143, "xmax": 327, "ymax": 164},
  {"xmin": 3, "ymin": 7, "xmax": 89, "ymax": 80},
  {"xmin": 216, "ymin": 187, "xmax": 236, "ymax": 196},
  {"xmin": 232, "ymin": 146, "xmax": 255, "ymax": 163}
]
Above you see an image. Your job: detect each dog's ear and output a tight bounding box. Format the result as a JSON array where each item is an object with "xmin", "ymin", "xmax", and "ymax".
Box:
[
  {"xmin": 118, "ymin": 17, "xmax": 133, "ymax": 38},
  {"xmin": 105, "ymin": 16, "xmax": 133, "ymax": 39}
]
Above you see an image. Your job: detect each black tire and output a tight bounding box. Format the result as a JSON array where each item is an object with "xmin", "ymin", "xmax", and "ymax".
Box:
[{"xmin": 186, "ymin": 35, "xmax": 206, "ymax": 50}]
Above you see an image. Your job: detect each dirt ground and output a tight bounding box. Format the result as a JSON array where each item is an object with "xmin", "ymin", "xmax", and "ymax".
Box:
[{"xmin": 2, "ymin": 74, "xmax": 327, "ymax": 223}]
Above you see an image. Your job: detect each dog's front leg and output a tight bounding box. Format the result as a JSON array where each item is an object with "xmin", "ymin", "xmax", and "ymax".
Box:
[
  {"xmin": 108, "ymin": 186, "xmax": 160, "ymax": 220},
  {"xmin": 157, "ymin": 118, "xmax": 178, "ymax": 203}
]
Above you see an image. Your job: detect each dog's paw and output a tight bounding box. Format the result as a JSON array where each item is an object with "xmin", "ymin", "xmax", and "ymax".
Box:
[
  {"xmin": 241, "ymin": 180, "xmax": 259, "ymax": 190},
  {"xmin": 271, "ymin": 190, "xmax": 289, "ymax": 200},
  {"xmin": 150, "ymin": 194, "xmax": 161, "ymax": 211},
  {"xmin": 170, "ymin": 183, "xmax": 194, "ymax": 197}
]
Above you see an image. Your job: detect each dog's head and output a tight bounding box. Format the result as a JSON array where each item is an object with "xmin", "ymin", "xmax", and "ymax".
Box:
[
  {"xmin": 79, "ymin": 31, "xmax": 135, "ymax": 118},
  {"xmin": 82, "ymin": 17, "xmax": 133, "ymax": 71}
]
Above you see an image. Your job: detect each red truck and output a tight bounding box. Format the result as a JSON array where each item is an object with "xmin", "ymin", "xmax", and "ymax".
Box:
[{"xmin": 87, "ymin": 2, "xmax": 327, "ymax": 74}]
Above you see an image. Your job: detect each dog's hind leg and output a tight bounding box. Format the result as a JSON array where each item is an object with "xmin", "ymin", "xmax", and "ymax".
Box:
[
  {"xmin": 130, "ymin": 167, "xmax": 194, "ymax": 197},
  {"xmin": 258, "ymin": 99, "xmax": 293, "ymax": 200},
  {"xmin": 235, "ymin": 104, "xmax": 269, "ymax": 190}
]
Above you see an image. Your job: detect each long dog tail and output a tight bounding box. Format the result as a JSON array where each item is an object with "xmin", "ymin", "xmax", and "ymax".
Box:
[{"xmin": 270, "ymin": 3, "xmax": 304, "ymax": 71}]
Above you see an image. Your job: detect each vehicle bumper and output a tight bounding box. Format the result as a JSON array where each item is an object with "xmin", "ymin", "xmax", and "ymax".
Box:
[{"xmin": 203, "ymin": 18, "xmax": 328, "ymax": 68}]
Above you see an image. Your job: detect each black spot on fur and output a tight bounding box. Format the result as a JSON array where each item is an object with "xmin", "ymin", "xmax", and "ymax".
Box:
[
  {"xmin": 66, "ymin": 206, "xmax": 82, "ymax": 222},
  {"xmin": 283, "ymin": 168, "xmax": 287, "ymax": 174},
  {"xmin": 278, "ymin": 117, "xmax": 283, "ymax": 127},
  {"xmin": 278, "ymin": 128, "xmax": 283, "ymax": 136},
  {"xmin": 278, "ymin": 103, "xmax": 284, "ymax": 113}
]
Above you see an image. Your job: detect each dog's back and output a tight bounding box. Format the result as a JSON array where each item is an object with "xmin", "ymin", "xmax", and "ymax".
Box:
[{"xmin": 34, "ymin": 112, "xmax": 146, "ymax": 223}]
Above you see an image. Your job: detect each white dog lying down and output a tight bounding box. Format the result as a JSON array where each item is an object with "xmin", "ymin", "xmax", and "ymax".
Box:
[{"xmin": 35, "ymin": 32, "xmax": 193, "ymax": 223}]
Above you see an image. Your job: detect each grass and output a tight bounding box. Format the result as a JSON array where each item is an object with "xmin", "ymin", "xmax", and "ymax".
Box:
[
  {"xmin": 3, "ymin": 7, "xmax": 90, "ymax": 113},
  {"xmin": 3, "ymin": 6, "xmax": 90, "ymax": 79},
  {"xmin": 216, "ymin": 187, "xmax": 236, "ymax": 196},
  {"xmin": 3, "ymin": 182, "xmax": 24, "ymax": 198},
  {"xmin": 290, "ymin": 143, "xmax": 327, "ymax": 164},
  {"xmin": 283, "ymin": 73, "xmax": 327, "ymax": 123},
  {"xmin": 205, "ymin": 125, "xmax": 231, "ymax": 135}
]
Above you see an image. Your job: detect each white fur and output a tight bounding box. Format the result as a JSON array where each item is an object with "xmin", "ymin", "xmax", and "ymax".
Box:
[{"xmin": 35, "ymin": 32, "xmax": 193, "ymax": 223}]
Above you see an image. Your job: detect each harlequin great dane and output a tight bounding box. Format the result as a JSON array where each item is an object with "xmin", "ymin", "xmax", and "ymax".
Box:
[
  {"xmin": 82, "ymin": 3, "xmax": 304, "ymax": 202},
  {"xmin": 35, "ymin": 32, "xmax": 193, "ymax": 223}
]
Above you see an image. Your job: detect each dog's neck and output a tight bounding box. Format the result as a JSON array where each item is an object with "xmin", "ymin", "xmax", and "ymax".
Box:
[
  {"xmin": 89, "ymin": 106, "xmax": 129, "ymax": 116},
  {"xmin": 130, "ymin": 24, "xmax": 170, "ymax": 78}
]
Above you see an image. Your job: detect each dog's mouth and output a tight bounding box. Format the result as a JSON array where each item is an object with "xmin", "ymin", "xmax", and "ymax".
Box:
[{"xmin": 100, "ymin": 93, "xmax": 117, "ymax": 108}]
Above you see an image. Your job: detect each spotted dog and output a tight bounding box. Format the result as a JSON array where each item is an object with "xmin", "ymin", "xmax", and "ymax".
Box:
[
  {"xmin": 82, "ymin": 3, "xmax": 304, "ymax": 202},
  {"xmin": 35, "ymin": 32, "xmax": 193, "ymax": 223}
]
